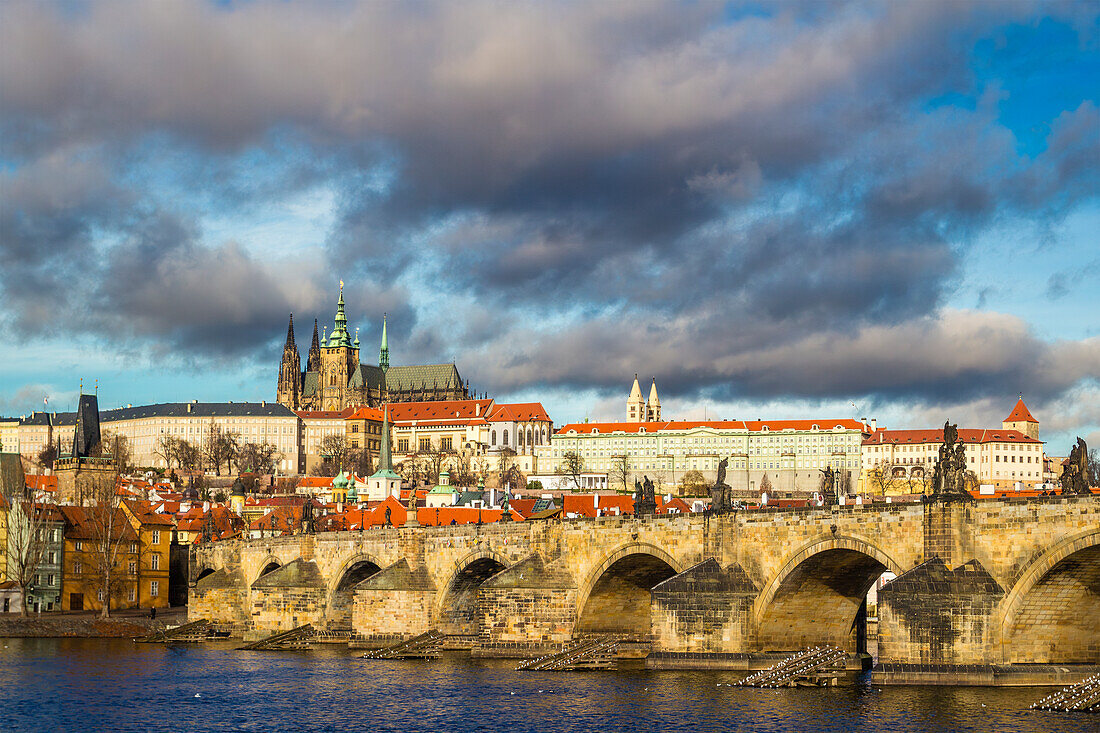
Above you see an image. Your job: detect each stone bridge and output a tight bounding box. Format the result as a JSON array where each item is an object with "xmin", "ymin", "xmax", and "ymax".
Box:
[{"xmin": 190, "ymin": 496, "xmax": 1100, "ymax": 671}]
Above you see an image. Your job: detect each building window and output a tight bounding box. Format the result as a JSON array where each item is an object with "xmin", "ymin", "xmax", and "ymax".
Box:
[
  {"xmin": 152, "ymin": 530, "xmax": 160, "ymax": 545},
  {"xmin": 74, "ymin": 540, "xmax": 82, "ymax": 551},
  {"xmin": 491, "ymin": 431, "xmax": 497, "ymax": 445},
  {"xmin": 130, "ymin": 542, "xmax": 138, "ymax": 554},
  {"xmin": 398, "ymin": 439, "xmax": 409, "ymax": 453},
  {"xmin": 352, "ymin": 424, "xmax": 360, "ymax": 433},
  {"xmin": 47, "ymin": 574, "xmax": 55, "ymax": 586},
  {"xmin": 150, "ymin": 581, "xmax": 159, "ymax": 597},
  {"xmin": 419, "ymin": 438, "xmax": 431, "ymax": 452},
  {"xmin": 74, "ymin": 562, "xmax": 82, "ymax": 574},
  {"xmin": 97, "ymin": 590, "xmax": 104, "ymax": 602},
  {"xmin": 441, "ymin": 437, "xmax": 453, "ymax": 451},
  {"xmin": 129, "ymin": 561, "xmax": 137, "ymax": 575},
  {"xmin": 503, "ymin": 430, "xmax": 509, "ymax": 446},
  {"xmin": 128, "ymin": 587, "xmax": 136, "ymax": 602},
  {"xmin": 151, "ymin": 553, "xmax": 160, "ymax": 571}
]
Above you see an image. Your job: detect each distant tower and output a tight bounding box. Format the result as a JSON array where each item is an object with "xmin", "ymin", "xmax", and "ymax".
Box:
[
  {"xmin": 276, "ymin": 314, "xmax": 301, "ymax": 409},
  {"xmin": 379, "ymin": 313, "xmax": 390, "ymax": 372},
  {"xmin": 646, "ymin": 377, "xmax": 661, "ymax": 422},
  {"xmin": 319, "ymin": 281, "xmax": 359, "ymax": 410},
  {"xmin": 1003, "ymin": 396, "xmax": 1039, "ymax": 440},
  {"xmin": 627, "ymin": 374, "xmax": 645, "ymax": 422},
  {"xmin": 306, "ymin": 318, "xmax": 321, "ymax": 373}
]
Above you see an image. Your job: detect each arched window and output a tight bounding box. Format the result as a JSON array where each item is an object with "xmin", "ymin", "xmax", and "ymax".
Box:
[
  {"xmin": 503, "ymin": 430, "xmax": 509, "ymax": 446},
  {"xmin": 527, "ymin": 429, "xmax": 533, "ymax": 447},
  {"xmin": 491, "ymin": 430, "xmax": 497, "ymax": 445},
  {"xmin": 519, "ymin": 430, "xmax": 525, "ymax": 448}
]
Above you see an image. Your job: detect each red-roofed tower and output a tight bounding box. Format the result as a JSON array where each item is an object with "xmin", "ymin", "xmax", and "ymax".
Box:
[{"xmin": 1003, "ymin": 397, "xmax": 1039, "ymax": 440}]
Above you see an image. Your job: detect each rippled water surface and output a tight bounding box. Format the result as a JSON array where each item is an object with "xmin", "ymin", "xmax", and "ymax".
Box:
[{"xmin": 0, "ymin": 639, "xmax": 1094, "ymax": 732}]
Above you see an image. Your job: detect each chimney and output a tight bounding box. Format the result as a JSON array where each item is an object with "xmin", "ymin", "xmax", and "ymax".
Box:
[
  {"xmin": 871, "ymin": 418, "xmax": 878, "ymax": 432},
  {"xmin": 187, "ymin": 404, "xmax": 193, "ymax": 413}
]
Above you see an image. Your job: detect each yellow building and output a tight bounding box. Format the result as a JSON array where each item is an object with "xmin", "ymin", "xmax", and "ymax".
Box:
[
  {"xmin": 121, "ymin": 501, "xmax": 173, "ymax": 609},
  {"xmin": 59, "ymin": 505, "xmax": 141, "ymax": 613}
]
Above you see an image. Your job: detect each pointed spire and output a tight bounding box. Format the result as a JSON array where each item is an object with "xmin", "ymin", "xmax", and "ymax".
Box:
[
  {"xmin": 307, "ymin": 319, "xmax": 321, "ymax": 372},
  {"xmin": 285, "ymin": 313, "xmax": 296, "ymax": 348},
  {"xmin": 379, "ymin": 313, "xmax": 390, "ymax": 372},
  {"xmin": 648, "ymin": 377, "xmax": 660, "ymax": 405},
  {"xmin": 329, "ymin": 281, "xmax": 351, "ymax": 347},
  {"xmin": 629, "ymin": 373, "xmax": 642, "ymax": 400},
  {"xmin": 353, "ymin": 326, "xmax": 360, "ymax": 349},
  {"xmin": 377, "ymin": 406, "xmax": 393, "ymax": 473}
]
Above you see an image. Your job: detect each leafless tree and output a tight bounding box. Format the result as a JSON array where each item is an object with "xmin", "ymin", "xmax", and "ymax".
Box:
[
  {"xmin": 37, "ymin": 443, "xmax": 58, "ymax": 471},
  {"xmin": 236, "ymin": 441, "xmax": 282, "ymax": 474},
  {"xmin": 759, "ymin": 472, "xmax": 774, "ymax": 495},
  {"xmin": 611, "ymin": 454, "xmax": 631, "ymax": 493},
  {"xmin": 450, "ymin": 453, "xmax": 477, "ymax": 488},
  {"xmin": 1088, "ymin": 448, "xmax": 1100, "ymax": 487},
  {"xmin": 677, "ymin": 469, "xmax": 707, "ymax": 496},
  {"xmin": 96, "ymin": 431, "xmax": 133, "ymax": 474},
  {"xmin": 318, "ymin": 434, "xmax": 352, "ymax": 476},
  {"xmin": 82, "ymin": 469, "xmax": 132, "ymax": 619},
  {"xmin": 419, "ymin": 438, "xmax": 451, "ymax": 486},
  {"xmin": 561, "ymin": 450, "xmax": 585, "ymax": 490},
  {"xmin": 154, "ymin": 433, "xmax": 181, "ymax": 470},
  {"xmin": 203, "ymin": 421, "xmax": 240, "ymax": 476},
  {"xmin": 1, "ymin": 457, "xmax": 51, "ymax": 617},
  {"xmin": 396, "ymin": 455, "xmax": 427, "ymax": 485}
]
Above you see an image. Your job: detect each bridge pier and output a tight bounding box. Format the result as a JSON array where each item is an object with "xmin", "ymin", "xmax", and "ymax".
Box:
[{"xmin": 187, "ymin": 497, "xmax": 1100, "ymax": 681}]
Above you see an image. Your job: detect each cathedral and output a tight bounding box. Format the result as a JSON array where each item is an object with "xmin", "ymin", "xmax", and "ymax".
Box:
[{"xmin": 276, "ymin": 284, "xmax": 471, "ymax": 411}]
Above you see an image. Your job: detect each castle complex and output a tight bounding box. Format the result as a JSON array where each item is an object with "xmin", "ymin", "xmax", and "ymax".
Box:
[{"xmin": 276, "ymin": 284, "xmax": 470, "ymax": 411}]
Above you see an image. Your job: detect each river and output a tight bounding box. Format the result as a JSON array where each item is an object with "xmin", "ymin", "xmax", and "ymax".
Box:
[{"xmin": 0, "ymin": 639, "xmax": 1093, "ymax": 732}]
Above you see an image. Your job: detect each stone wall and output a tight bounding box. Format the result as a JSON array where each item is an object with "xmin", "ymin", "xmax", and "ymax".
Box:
[
  {"xmin": 476, "ymin": 555, "xmax": 577, "ymax": 655},
  {"xmin": 352, "ymin": 559, "xmax": 435, "ymax": 638},
  {"xmin": 650, "ymin": 559, "xmax": 758, "ymax": 655}
]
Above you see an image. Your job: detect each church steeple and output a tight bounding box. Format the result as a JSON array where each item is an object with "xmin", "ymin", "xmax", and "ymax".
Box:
[
  {"xmin": 627, "ymin": 374, "xmax": 645, "ymax": 422},
  {"xmin": 276, "ymin": 313, "xmax": 302, "ymax": 408},
  {"xmin": 328, "ymin": 280, "xmax": 351, "ymax": 347},
  {"xmin": 646, "ymin": 377, "xmax": 661, "ymax": 422},
  {"xmin": 379, "ymin": 313, "xmax": 390, "ymax": 372},
  {"xmin": 307, "ymin": 318, "xmax": 321, "ymax": 372}
]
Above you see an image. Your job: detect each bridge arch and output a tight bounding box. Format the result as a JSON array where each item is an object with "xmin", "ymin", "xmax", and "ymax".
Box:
[
  {"xmin": 435, "ymin": 549, "xmax": 511, "ymax": 637},
  {"xmin": 254, "ymin": 557, "xmax": 282, "ymax": 584},
  {"xmin": 327, "ymin": 553, "xmax": 386, "ymax": 630},
  {"xmin": 997, "ymin": 529, "xmax": 1100, "ymax": 664},
  {"xmin": 575, "ymin": 543, "xmax": 683, "ymax": 636},
  {"xmin": 753, "ymin": 534, "xmax": 903, "ymax": 653},
  {"xmin": 193, "ymin": 566, "xmax": 216, "ymax": 584}
]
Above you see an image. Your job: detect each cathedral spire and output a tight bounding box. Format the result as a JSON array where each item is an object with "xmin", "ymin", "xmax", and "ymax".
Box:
[
  {"xmin": 284, "ymin": 313, "xmax": 296, "ymax": 348},
  {"xmin": 307, "ymin": 319, "xmax": 321, "ymax": 372},
  {"xmin": 379, "ymin": 313, "xmax": 390, "ymax": 372},
  {"xmin": 328, "ymin": 280, "xmax": 351, "ymax": 347}
]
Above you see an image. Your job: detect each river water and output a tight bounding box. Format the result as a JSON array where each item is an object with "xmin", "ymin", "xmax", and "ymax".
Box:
[{"xmin": 0, "ymin": 639, "xmax": 1093, "ymax": 732}]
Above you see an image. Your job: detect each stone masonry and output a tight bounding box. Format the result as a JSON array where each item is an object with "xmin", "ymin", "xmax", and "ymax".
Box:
[{"xmin": 190, "ymin": 496, "xmax": 1100, "ymax": 672}]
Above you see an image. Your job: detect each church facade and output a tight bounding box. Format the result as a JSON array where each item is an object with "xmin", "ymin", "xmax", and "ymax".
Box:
[{"xmin": 276, "ymin": 285, "xmax": 470, "ymax": 411}]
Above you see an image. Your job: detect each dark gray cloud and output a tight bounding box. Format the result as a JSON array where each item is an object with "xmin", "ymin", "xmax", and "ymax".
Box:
[{"xmin": 0, "ymin": 0, "xmax": 1097, "ymax": 419}]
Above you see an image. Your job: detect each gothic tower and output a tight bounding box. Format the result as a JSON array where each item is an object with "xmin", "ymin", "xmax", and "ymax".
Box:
[
  {"xmin": 627, "ymin": 374, "xmax": 645, "ymax": 422},
  {"xmin": 276, "ymin": 314, "xmax": 301, "ymax": 408},
  {"xmin": 646, "ymin": 377, "xmax": 661, "ymax": 422},
  {"xmin": 306, "ymin": 318, "xmax": 321, "ymax": 373},
  {"xmin": 319, "ymin": 282, "xmax": 360, "ymax": 410}
]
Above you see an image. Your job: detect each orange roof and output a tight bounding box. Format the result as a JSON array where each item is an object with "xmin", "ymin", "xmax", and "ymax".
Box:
[
  {"xmin": 556, "ymin": 418, "xmax": 866, "ymax": 435},
  {"xmin": 386, "ymin": 399, "xmax": 494, "ymax": 425},
  {"xmin": 864, "ymin": 427, "xmax": 1042, "ymax": 445},
  {"xmin": 346, "ymin": 406, "xmax": 385, "ymax": 421},
  {"xmin": 562, "ymin": 494, "xmax": 635, "ymax": 517},
  {"xmin": 1004, "ymin": 398, "xmax": 1038, "ymax": 423},
  {"xmin": 26, "ymin": 475, "xmax": 58, "ymax": 492},
  {"xmin": 295, "ymin": 407, "xmax": 356, "ymax": 419},
  {"xmin": 488, "ymin": 402, "xmax": 551, "ymax": 422}
]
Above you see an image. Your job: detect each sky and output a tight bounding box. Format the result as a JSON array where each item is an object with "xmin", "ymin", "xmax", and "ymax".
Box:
[{"xmin": 0, "ymin": 0, "xmax": 1097, "ymax": 454}]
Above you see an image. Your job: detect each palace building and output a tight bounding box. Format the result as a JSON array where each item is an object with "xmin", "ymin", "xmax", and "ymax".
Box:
[{"xmin": 276, "ymin": 283, "xmax": 471, "ymax": 412}]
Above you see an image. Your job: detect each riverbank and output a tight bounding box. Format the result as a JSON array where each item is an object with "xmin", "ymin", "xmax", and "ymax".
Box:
[{"xmin": 0, "ymin": 607, "xmax": 187, "ymax": 638}]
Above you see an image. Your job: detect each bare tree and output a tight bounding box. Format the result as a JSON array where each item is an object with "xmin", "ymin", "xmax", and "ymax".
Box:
[
  {"xmin": 37, "ymin": 443, "xmax": 57, "ymax": 471},
  {"xmin": 1, "ymin": 457, "xmax": 51, "ymax": 617},
  {"xmin": 154, "ymin": 433, "xmax": 180, "ymax": 470},
  {"xmin": 450, "ymin": 453, "xmax": 477, "ymax": 488},
  {"xmin": 82, "ymin": 469, "xmax": 133, "ymax": 619},
  {"xmin": 396, "ymin": 455, "xmax": 427, "ymax": 486},
  {"xmin": 1088, "ymin": 448, "xmax": 1100, "ymax": 487},
  {"xmin": 177, "ymin": 439, "xmax": 201, "ymax": 472},
  {"xmin": 759, "ymin": 473, "xmax": 774, "ymax": 495},
  {"xmin": 236, "ymin": 441, "xmax": 282, "ymax": 474},
  {"xmin": 611, "ymin": 454, "xmax": 631, "ymax": 493},
  {"xmin": 96, "ymin": 431, "xmax": 132, "ymax": 474},
  {"xmin": 419, "ymin": 438, "xmax": 451, "ymax": 486},
  {"xmin": 561, "ymin": 450, "xmax": 585, "ymax": 490},
  {"xmin": 318, "ymin": 434, "xmax": 352, "ymax": 476},
  {"xmin": 677, "ymin": 469, "xmax": 707, "ymax": 496},
  {"xmin": 203, "ymin": 421, "xmax": 240, "ymax": 476}
]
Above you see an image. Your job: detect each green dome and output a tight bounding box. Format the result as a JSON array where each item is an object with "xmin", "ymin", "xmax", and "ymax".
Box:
[
  {"xmin": 332, "ymin": 471, "xmax": 349, "ymax": 489},
  {"xmin": 346, "ymin": 482, "xmax": 358, "ymax": 501},
  {"xmin": 230, "ymin": 477, "xmax": 246, "ymax": 497}
]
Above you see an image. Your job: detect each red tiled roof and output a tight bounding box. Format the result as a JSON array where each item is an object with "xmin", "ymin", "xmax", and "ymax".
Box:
[
  {"xmin": 295, "ymin": 407, "xmax": 357, "ymax": 419},
  {"xmin": 26, "ymin": 475, "xmax": 58, "ymax": 492},
  {"xmin": 556, "ymin": 418, "xmax": 866, "ymax": 435},
  {"xmin": 487, "ymin": 402, "xmax": 551, "ymax": 423},
  {"xmin": 1004, "ymin": 398, "xmax": 1038, "ymax": 423},
  {"xmin": 386, "ymin": 399, "xmax": 495, "ymax": 425},
  {"xmin": 562, "ymin": 494, "xmax": 635, "ymax": 517},
  {"xmin": 863, "ymin": 428, "xmax": 1042, "ymax": 445},
  {"xmin": 346, "ymin": 406, "xmax": 384, "ymax": 421}
]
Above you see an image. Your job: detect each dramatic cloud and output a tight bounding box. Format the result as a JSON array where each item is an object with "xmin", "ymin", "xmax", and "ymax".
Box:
[{"xmin": 0, "ymin": 0, "xmax": 1097, "ymax": 436}]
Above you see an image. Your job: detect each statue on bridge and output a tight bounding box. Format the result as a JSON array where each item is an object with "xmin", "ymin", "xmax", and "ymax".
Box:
[
  {"xmin": 818, "ymin": 466, "xmax": 837, "ymax": 506},
  {"xmin": 201, "ymin": 509, "xmax": 213, "ymax": 543},
  {"xmin": 710, "ymin": 457, "xmax": 733, "ymax": 513},
  {"xmin": 1060, "ymin": 437, "xmax": 1092, "ymax": 496},
  {"xmin": 928, "ymin": 421, "xmax": 974, "ymax": 504},
  {"xmin": 634, "ymin": 475, "xmax": 657, "ymax": 515},
  {"xmin": 301, "ymin": 498, "xmax": 315, "ymax": 534}
]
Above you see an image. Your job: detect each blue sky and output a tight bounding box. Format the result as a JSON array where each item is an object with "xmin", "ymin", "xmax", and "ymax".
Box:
[{"xmin": 1, "ymin": 1, "xmax": 1097, "ymax": 453}]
